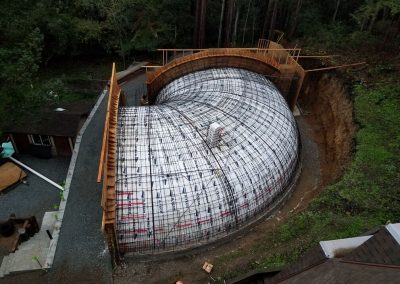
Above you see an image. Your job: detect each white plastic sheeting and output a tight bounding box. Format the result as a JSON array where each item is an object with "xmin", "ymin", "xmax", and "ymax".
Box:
[{"xmin": 116, "ymin": 68, "xmax": 299, "ymax": 253}]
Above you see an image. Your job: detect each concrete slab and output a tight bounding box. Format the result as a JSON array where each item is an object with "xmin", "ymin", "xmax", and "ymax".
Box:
[
  {"xmin": 7, "ymin": 251, "xmax": 42, "ymax": 273},
  {"xmin": 0, "ymin": 255, "xmax": 10, "ymax": 277},
  {"xmin": 0, "ymin": 156, "xmax": 69, "ymax": 227}
]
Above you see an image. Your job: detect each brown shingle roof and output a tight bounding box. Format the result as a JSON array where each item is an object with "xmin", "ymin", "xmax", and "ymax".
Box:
[
  {"xmin": 279, "ymin": 259, "xmax": 400, "ymax": 284},
  {"xmin": 268, "ymin": 246, "xmax": 327, "ymax": 284},
  {"xmin": 5, "ymin": 100, "xmax": 94, "ymax": 137},
  {"xmin": 342, "ymin": 228, "xmax": 400, "ymax": 266},
  {"xmin": 270, "ymin": 227, "xmax": 400, "ymax": 284}
]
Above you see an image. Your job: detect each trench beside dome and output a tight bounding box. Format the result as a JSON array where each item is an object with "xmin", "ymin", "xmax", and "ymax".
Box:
[{"xmin": 116, "ymin": 68, "xmax": 299, "ymax": 253}]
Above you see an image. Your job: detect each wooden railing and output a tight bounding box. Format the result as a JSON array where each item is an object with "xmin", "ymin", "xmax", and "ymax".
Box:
[
  {"xmin": 144, "ymin": 40, "xmax": 305, "ymax": 110},
  {"xmin": 159, "ymin": 48, "xmax": 206, "ymax": 65},
  {"xmin": 153, "ymin": 46, "xmax": 301, "ymax": 67},
  {"xmin": 146, "ymin": 48, "xmax": 282, "ymax": 105},
  {"xmin": 97, "ymin": 63, "xmax": 123, "ymax": 264}
]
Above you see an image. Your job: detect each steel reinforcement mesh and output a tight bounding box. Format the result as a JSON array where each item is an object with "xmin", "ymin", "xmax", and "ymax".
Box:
[{"xmin": 116, "ymin": 68, "xmax": 299, "ymax": 254}]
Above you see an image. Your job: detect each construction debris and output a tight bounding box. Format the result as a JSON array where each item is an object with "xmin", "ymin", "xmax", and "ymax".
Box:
[
  {"xmin": 0, "ymin": 162, "xmax": 27, "ymax": 192},
  {"xmin": 0, "ymin": 215, "xmax": 39, "ymax": 253}
]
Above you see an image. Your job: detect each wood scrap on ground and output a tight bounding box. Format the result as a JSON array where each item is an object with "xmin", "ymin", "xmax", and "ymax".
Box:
[{"xmin": 0, "ymin": 162, "xmax": 27, "ymax": 192}]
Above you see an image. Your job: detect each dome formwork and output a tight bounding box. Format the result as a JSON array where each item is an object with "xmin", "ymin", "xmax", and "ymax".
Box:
[{"xmin": 115, "ymin": 68, "xmax": 300, "ymax": 254}]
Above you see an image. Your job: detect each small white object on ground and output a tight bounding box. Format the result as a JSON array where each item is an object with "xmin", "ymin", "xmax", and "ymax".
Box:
[{"xmin": 202, "ymin": 261, "xmax": 214, "ymax": 273}]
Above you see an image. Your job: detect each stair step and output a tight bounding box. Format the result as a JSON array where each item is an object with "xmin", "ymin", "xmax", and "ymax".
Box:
[{"xmin": 0, "ymin": 211, "xmax": 57, "ymax": 277}]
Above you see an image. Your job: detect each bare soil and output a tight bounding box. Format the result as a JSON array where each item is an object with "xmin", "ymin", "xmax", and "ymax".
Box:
[
  {"xmin": 300, "ymin": 72, "xmax": 356, "ymax": 187},
  {"xmin": 113, "ymin": 71, "xmax": 356, "ymax": 284}
]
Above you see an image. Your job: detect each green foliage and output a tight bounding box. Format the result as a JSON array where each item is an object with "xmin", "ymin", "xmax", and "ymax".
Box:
[
  {"xmin": 354, "ymin": 0, "xmax": 400, "ymax": 25},
  {"xmin": 59, "ymin": 189, "xmax": 65, "ymax": 201}
]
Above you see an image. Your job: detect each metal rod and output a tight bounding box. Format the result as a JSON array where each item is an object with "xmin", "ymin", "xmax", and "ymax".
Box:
[
  {"xmin": 9, "ymin": 156, "xmax": 64, "ymax": 191},
  {"xmin": 305, "ymin": 62, "xmax": 366, "ymax": 72},
  {"xmin": 298, "ymin": 55, "xmax": 337, "ymax": 58}
]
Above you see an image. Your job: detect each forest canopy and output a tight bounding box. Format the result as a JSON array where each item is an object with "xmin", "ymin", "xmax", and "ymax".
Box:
[{"xmin": 0, "ymin": 0, "xmax": 399, "ymax": 132}]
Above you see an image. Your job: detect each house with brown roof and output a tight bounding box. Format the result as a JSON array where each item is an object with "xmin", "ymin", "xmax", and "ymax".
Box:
[
  {"xmin": 229, "ymin": 223, "xmax": 400, "ymax": 284},
  {"xmin": 4, "ymin": 101, "xmax": 93, "ymax": 157}
]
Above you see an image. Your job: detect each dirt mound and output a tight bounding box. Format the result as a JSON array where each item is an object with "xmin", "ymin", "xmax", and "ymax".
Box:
[{"xmin": 299, "ymin": 71, "xmax": 356, "ymax": 186}]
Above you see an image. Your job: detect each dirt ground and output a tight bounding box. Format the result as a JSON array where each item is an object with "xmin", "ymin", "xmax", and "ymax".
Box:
[{"xmin": 113, "ymin": 72, "xmax": 356, "ymax": 284}]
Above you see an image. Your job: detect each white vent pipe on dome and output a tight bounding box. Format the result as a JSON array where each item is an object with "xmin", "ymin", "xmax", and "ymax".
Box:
[{"xmin": 207, "ymin": 122, "xmax": 223, "ymax": 148}]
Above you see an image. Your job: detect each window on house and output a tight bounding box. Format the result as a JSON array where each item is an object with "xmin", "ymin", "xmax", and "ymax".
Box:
[{"xmin": 31, "ymin": 135, "xmax": 51, "ymax": 146}]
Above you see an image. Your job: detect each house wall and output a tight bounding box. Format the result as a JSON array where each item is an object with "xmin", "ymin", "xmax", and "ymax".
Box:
[
  {"xmin": 53, "ymin": 136, "xmax": 72, "ymax": 156},
  {"xmin": 12, "ymin": 133, "xmax": 30, "ymax": 154},
  {"xmin": 10, "ymin": 133, "xmax": 73, "ymax": 157}
]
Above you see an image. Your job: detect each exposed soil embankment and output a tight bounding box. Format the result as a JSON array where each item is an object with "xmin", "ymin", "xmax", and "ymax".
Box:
[{"xmin": 299, "ymin": 71, "xmax": 356, "ymax": 186}]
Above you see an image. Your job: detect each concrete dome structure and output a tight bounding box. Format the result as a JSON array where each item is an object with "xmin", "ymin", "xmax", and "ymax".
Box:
[{"xmin": 115, "ymin": 68, "xmax": 299, "ymax": 253}]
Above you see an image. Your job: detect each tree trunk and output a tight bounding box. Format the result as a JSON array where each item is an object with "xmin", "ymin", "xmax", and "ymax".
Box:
[
  {"xmin": 174, "ymin": 25, "xmax": 177, "ymax": 44},
  {"xmin": 383, "ymin": 14, "xmax": 398, "ymax": 45},
  {"xmin": 242, "ymin": 0, "xmax": 252, "ymax": 45},
  {"xmin": 360, "ymin": 16, "xmax": 367, "ymax": 31},
  {"xmin": 331, "ymin": 0, "xmax": 340, "ymax": 25},
  {"xmin": 120, "ymin": 39, "xmax": 126, "ymax": 69},
  {"xmin": 251, "ymin": 3, "xmax": 256, "ymax": 45},
  {"xmin": 261, "ymin": 0, "xmax": 273, "ymax": 39},
  {"xmin": 284, "ymin": 1, "xmax": 292, "ymax": 30},
  {"xmin": 223, "ymin": 0, "xmax": 235, "ymax": 47},
  {"xmin": 268, "ymin": 0, "xmax": 278, "ymax": 41},
  {"xmin": 194, "ymin": 0, "xmax": 200, "ymax": 47},
  {"xmin": 194, "ymin": 0, "xmax": 207, "ymax": 48},
  {"xmin": 368, "ymin": 9, "xmax": 379, "ymax": 32},
  {"xmin": 199, "ymin": 0, "xmax": 207, "ymax": 48},
  {"xmin": 217, "ymin": 0, "xmax": 226, "ymax": 47},
  {"xmin": 288, "ymin": 0, "xmax": 302, "ymax": 39},
  {"xmin": 232, "ymin": 5, "xmax": 240, "ymax": 47}
]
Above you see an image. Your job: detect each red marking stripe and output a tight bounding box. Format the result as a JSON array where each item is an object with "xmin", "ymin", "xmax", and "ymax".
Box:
[
  {"xmin": 176, "ymin": 222, "xmax": 192, "ymax": 228},
  {"xmin": 117, "ymin": 191, "xmax": 136, "ymax": 195},
  {"xmin": 125, "ymin": 228, "xmax": 148, "ymax": 233},
  {"xmin": 121, "ymin": 215, "xmax": 145, "ymax": 220},
  {"xmin": 117, "ymin": 201, "xmax": 144, "ymax": 207},
  {"xmin": 198, "ymin": 218, "xmax": 211, "ymax": 224},
  {"xmin": 240, "ymin": 203, "xmax": 249, "ymax": 208}
]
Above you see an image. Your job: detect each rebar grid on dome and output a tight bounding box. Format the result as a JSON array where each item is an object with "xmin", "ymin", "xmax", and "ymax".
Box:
[{"xmin": 116, "ymin": 68, "xmax": 299, "ymax": 253}]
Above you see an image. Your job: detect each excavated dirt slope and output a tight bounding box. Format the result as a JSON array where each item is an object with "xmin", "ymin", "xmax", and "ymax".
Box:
[{"xmin": 300, "ymin": 71, "xmax": 356, "ymax": 186}]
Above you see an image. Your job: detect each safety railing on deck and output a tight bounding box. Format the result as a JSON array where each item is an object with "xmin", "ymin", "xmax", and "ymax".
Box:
[
  {"xmin": 144, "ymin": 40, "xmax": 301, "ymax": 71},
  {"xmin": 144, "ymin": 40, "xmax": 305, "ymax": 111}
]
